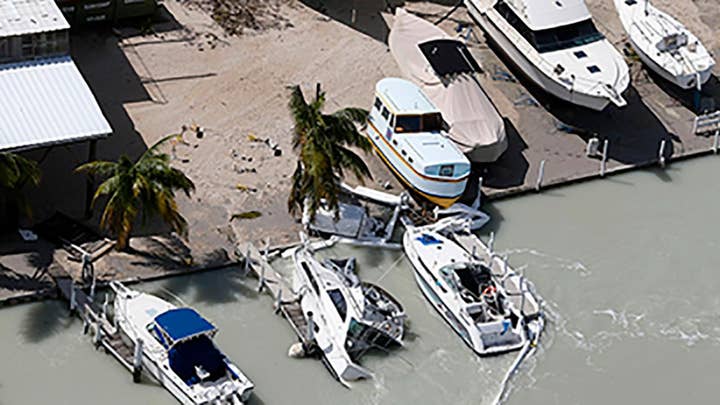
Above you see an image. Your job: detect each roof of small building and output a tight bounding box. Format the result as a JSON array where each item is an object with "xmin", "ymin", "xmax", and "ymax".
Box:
[
  {"xmin": 376, "ymin": 77, "xmax": 440, "ymax": 115},
  {"xmin": 0, "ymin": 56, "xmax": 112, "ymax": 152},
  {"xmin": 0, "ymin": 0, "xmax": 69, "ymax": 38}
]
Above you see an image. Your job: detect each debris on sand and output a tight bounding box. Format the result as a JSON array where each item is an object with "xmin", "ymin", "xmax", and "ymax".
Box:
[
  {"xmin": 186, "ymin": 0, "xmax": 294, "ymax": 36},
  {"xmin": 230, "ymin": 211, "xmax": 263, "ymax": 221}
]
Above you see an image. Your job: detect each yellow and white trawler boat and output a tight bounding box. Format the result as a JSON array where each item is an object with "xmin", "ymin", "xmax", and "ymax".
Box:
[{"xmin": 367, "ymin": 78, "xmax": 471, "ymax": 208}]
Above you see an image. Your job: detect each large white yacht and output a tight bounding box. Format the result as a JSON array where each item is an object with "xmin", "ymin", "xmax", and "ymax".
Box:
[
  {"xmin": 292, "ymin": 247, "xmax": 405, "ymax": 386},
  {"xmin": 465, "ymin": 0, "xmax": 631, "ymax": 110},
  {"xmin": 368, "ymin": 78, "xmax": 470, "ymax": 208},
  {"xmin": 614, "ymin": 0, "xmax": 715, "ymax": 90},
  {"xmin": 111, "ymin": 282, "xmax": 254, "ymax": 404}
]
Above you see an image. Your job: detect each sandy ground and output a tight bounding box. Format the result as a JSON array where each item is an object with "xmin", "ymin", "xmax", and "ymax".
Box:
[{"xmin": 12, "ymin": 0, "xmax": 720, "ymax": 266}]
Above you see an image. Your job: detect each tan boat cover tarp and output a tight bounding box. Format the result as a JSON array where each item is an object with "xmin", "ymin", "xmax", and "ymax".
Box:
[{"xmin": 389, "ymin": 8, "xmax": 507, "ymax": 162}]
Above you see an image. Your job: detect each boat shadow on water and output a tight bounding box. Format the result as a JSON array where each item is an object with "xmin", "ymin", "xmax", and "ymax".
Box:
[
  {"xmin": 20, "ymin": 300, "xmax": 78, "ymax": 344},
  {"xmin": 158, "ymin": 266, "xmax": 259, "ymax": 305}
]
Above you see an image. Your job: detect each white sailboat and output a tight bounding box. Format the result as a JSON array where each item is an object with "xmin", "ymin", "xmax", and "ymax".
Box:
[
  {"xmin": 403, "ymin": 218, "xmax": 542, "ymax": 355},
  {"xmin": 614, "ymin": 0, "xmax": 715, "ymax": 90},
  {"xmin": 111, "ymin": 282, "xmax": 254, "ymax": 404},
  {"xmin": 465, "ymin": 0, "xmax": 630, "ymax": 110},
  {"xmin": 292, "ymin": 247, "xmax": 405, "ymax": 386}
]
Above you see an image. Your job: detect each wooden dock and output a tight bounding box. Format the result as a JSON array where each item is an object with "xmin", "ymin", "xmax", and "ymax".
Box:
[
  {"xmin": 237, "ymin": 242, "xmax": 311, "ymax": 348},
  {"xmin": 54, "ymin": 274, "xmax": 141, "ymax": 379}
]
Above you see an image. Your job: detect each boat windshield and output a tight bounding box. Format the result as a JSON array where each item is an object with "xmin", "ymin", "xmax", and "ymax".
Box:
[
  {"xmin": 533, "ymin": 19, "xmax": 605, "ymax": 53},
  {"xmin": 328, "ymin": 288, "xmax": 348, "ymax": 321},
  {"xmin": 394, "ymin": 113, "xmax": 443, "ymax": 133}
]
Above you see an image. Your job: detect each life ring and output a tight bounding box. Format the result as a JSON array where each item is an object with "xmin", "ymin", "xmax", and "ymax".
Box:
[{"xmin": 482, "ymin": 285, "xmax": 497, "ymax": 296}]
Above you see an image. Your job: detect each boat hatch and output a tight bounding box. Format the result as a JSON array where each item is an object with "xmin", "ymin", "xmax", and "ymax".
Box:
[
  {"xmin": 416, "ymin": 233, "xmax": 443, "ymax": 246},
  {"xmin": 153, "ymin": 308, "xmax": 218, "ymax": 347},
  {"xmin": 418, "ymin": 39, "xmax": 482, "ymax": 76}
]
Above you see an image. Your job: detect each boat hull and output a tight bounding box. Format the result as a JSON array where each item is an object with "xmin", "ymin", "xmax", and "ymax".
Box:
[
  {"xmin": 466, "ymin": 1, "xmax": 619, "ymax": 111},
  {"xmin": 367, "ymin": 121, "xmax": 466, "ymax": 208},
  {"xmin": 403, "ymin": 230, "xmax": 527, "ymax": 356},
  {"xmin": 629, "ymin": 36, "xmax": 713, "ymax": 90},
  {"xmin": 113, "ymin": 289, "xmax": 252, "ymax": 405}
]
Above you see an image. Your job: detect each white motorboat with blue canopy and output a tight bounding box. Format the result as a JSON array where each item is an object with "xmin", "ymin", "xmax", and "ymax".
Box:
[
  {"xmin": 614, "ymin": 0, "xmax": 715, "ymax": 90},
  {"xmin": 111, "ymin": 282, "xmax": 254, "ymax": 404},
  {"xmin": 465, "ymin": 0, "xmax": 630, "ymax": 110},
  {"xmin": 403, "ymin": 219, "xmax": 543, "ymax": 356},
  {"xmin": 367, "ymin": 77, "xmax": 470, "ymax": 208},
  {"xmin": 292, "ymin": 246, "xmax": 405, "ymax": 386}
]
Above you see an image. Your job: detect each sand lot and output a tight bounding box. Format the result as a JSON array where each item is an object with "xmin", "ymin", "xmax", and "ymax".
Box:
[{"xmin": 25, "ymin": 0, "xmax": 720, "ymax": 253}]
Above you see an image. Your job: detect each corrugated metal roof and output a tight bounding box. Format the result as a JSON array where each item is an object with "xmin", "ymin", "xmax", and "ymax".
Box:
[
  {"xmin": 0, "ymin": 0, "xmax": 68, "ymax": 37},
  {"xmin": 0, "ymin": 56, "xmax": 112, "ymax": 152}
]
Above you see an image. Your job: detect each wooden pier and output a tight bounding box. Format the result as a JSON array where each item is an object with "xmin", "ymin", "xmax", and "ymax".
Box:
[
  {"xmin": 237, "ymin": 242, "xmax": 311, "ymax": 348},
  {"xmin": 54, "ymin": 274, "xmax": 143, "ymax": 380}
]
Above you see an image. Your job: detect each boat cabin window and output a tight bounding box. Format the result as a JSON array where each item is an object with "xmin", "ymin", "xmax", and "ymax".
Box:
[
  {"xmin": 394, "ymin": 113, "xmax": 444, "ymax": 133},
  {"xmin": 494, "ymin": 1, "xmax": 604, "ymax": 53},
  {"xmin": 301, "ymin": 262, "xmax": 320, "ymax": 295},
  {"xmin": 533, "ymin": 20, "xmax": 604, "ymax": 53},
  {"xmin": 439, "ymin": 165, "xmax": 454, "ymax": 177},
  {"xmin": 373, "ymin": 97, "xmax": 382, "ymax": 111},
  {"xmin": 381, "ymin": 106, "xmax": 391, "ymax": 120},
  {"xmin": 327, "ymin": 288, "xmax": 347, "ymax": 321}
]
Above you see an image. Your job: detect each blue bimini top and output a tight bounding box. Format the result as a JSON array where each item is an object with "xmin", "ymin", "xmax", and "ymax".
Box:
[{"xmin": 154, "ymin": 308, "xmax": 217, "ymax": 345}]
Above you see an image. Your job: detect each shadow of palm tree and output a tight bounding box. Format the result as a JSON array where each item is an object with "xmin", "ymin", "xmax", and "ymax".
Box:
[
  {"xmin": 20, "ymin": 301, "xmax": 77, "ymax": 344},
  {"xmin": 161, "ymin": 267, "xmax": 259, "ymax": 305}
]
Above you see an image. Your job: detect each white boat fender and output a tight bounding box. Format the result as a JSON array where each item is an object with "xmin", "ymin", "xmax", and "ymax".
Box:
[{"xmin": 288, "ymin": 342, "xmax": 307, "ymax": 358}]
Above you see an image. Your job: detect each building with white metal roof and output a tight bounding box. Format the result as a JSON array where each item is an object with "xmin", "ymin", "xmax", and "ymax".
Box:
[
  {"xmin": 0, "ymin": 0, "xmax": 68, "ymax": 37},
  {"xmin": 0, "ymin": 56, "xmax": 112, "ymax": 152},
  {"xmin": 0, "ymin": 0, "xmax": 111, "ymax": 152}
]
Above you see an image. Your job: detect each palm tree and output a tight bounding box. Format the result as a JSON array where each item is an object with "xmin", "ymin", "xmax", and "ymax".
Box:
[
  {"xmin": 287, "ymin": 84, "xmax": 373, "ymax": 221},
  {"xmin": 76, "ymin": 135, "xmax": 195, "ymax": 251},
  {"xmin": 0, "ymin": 152, "xmax": 41, "ymax": 222}
]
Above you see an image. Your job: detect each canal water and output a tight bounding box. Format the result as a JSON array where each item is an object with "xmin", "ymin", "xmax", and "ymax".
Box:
[{"xmin": 1, "ymin": 157, "xmax": 719, "ymax": 404}]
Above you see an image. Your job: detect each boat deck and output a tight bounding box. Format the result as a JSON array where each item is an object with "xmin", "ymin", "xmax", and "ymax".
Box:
[{"xmin": 452, "ymin": 233, "xmax": 540, "ymax": 318}]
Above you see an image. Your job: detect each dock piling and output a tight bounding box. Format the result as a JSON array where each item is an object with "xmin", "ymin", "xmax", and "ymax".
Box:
[
  {"xmin": 257, "ymin": 261, "xmax": 266, "ymax": 293},
  {"xmin": 93, "ymin": 322, "xmax": 102, "ymax": 347},
  {"xmin": 713, "ymin": 130, "xmax": 719, "ymax": 154},
  {"xmin": 659, "ymin": 140, "xmax": 667, "ymax": 168},
  {"xmin": 102, "ymin": 294, "xmax": 109, "ymax": 319},
  {"xmin": 274, "ymin": 289, "xmax": 283, "ymax": 314},
  {"xmin": 69, "ymin": 282, "xmax": 77, "ymax": 314},
  {"xmin": 600, "ymin": 139, "xmax": 609, "ymax": 177},
  {"xmin": 488, "ymin": 232, "xmax": 495, "ymax": 252},
  {"xmin": 306, "ymin": 312, "xmax": 315, "ymax": 345},
  {"xmin": 133, "ymin": 339, "xmax": 143, "ymax": 383},
  {"xmin": 535, "ymin": 160, "xmax": 546, "ymax": 191}
]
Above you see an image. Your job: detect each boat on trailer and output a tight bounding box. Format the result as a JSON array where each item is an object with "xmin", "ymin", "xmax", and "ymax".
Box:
[
  {"xmin": 367, "ymin": 77, "xmax": 471, "ymax": 208},
  {"xmin": 292, "ymin": 246, "xmax": 405, "ymax": 386},
  {"xmin": 403, "ymin": 218, "xmax": 543, "ymax": 355},
  {"xmin": 614, "ymin": 0, "xmax": 715, "ymax": 90},
  {"xmin": 111, "ymin": 282, "xmax": 254, "ymax": 404},
  {"xmin": 465, "ymin": 0, "xmax": 630, "ymax": 110}
]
